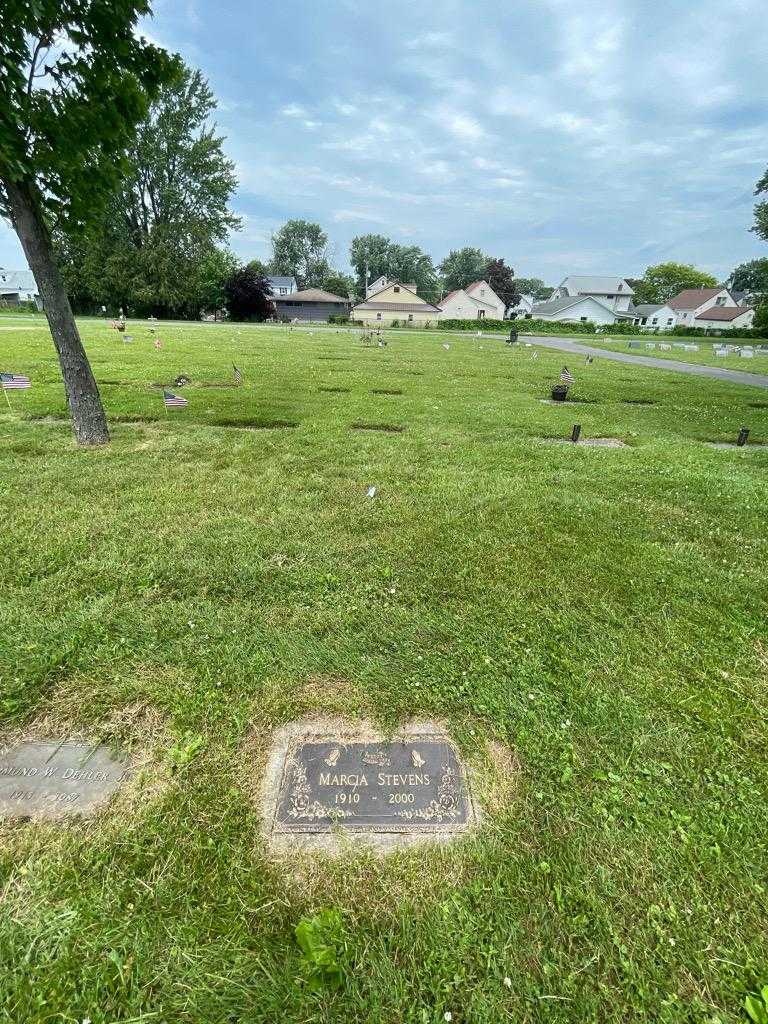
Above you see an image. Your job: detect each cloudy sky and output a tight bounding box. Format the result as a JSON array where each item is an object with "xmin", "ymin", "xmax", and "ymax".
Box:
[{"xmin": 3, "ymin": 0, "xmax": 767, "ymax": 283}]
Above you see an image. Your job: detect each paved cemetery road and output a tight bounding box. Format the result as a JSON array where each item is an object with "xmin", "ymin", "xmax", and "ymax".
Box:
[{"xmin": 518, "ymin": 334, "xmax": 768, "ymax": 390}]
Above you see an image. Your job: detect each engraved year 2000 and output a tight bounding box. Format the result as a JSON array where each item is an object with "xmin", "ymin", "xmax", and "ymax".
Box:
[{"xmin": 389, "ymin": 792, "xmax": 415, "ymax": 804}]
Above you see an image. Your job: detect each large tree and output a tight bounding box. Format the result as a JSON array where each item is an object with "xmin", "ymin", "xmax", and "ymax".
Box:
[
  {"xmin": 513, "ymin": 277, "xmax": 552, "ymax": 300},
  {"xmin": 728, "ymin": 258, "xmax": 768, "ymax": 297},
  {"xmin": 0, "ymin": 1, "xmax": 177, "ymax": 445},
  {"xmin": 349, "ymin": 233, "xmax": 391, "ymax": 293},
  {"xmin": 484, "ymin": 258, "xmax": 519, "ymax": 313},
  {"xmin": 439, "ymin": 247, "xmax": 488, "ymax": 292},
  {"xmin": 224, "ymin": 264, "xmax": 274, "ymax": 321},
  {"xmin": 54, "ymin": 64, "xmax": 239, "ymax": 319},
  {"xmin": 321, "ymin": 271, "xmax": 356, "ymax": 299},
  {"xmin": 633, "ymin": 262, "xmax": 718, "ymax": 305},
  {"xmin": 348, "ymin": 234, "xmax": 438, "ymax": 301},
  {"xmin": 270, "ymin": 219, "xmax": 329, "ymax": 288},
  {"xmin": 386, "ymin": 244, "xmax": 439, "ymax": 303}
]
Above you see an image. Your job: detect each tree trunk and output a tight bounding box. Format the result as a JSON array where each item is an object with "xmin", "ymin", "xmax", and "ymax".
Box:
[{"xmin": 1, "ymin": 175, "xmax": 109, "ymax": 445}]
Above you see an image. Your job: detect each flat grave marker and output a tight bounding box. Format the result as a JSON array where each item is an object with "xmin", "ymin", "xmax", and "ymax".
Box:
[
  {"xmin": 0, "ymin": 740, "xmax": 130, "ymax": 820},
  {"xmin": 263, "ymin": 722, "xmax": 477, "ymax": 852}
]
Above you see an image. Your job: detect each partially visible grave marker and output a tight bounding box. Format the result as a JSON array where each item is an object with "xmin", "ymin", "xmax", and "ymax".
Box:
[{"xmin": 0, "ymin": 741, "xmax": 130, "ymax": 819}]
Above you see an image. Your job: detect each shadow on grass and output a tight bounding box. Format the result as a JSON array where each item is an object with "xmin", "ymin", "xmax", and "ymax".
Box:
[{"xmin": 350, "ymin": 422, "xmax": 405, "ymax": 433}]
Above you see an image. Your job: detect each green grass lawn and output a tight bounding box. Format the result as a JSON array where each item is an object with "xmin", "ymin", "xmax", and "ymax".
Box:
[
  {"xmin": 582, "ymin": 335, "xmax": 768, "ymax": 372},
  {"xmin": 1, "ymin": 321, "xmax": 767, "ymax": 1023}
]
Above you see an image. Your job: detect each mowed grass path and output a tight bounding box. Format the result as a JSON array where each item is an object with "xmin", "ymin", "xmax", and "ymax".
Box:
[{"xmin": 1, "ymin": 322, "xmax": 767, "ymax": 1023}]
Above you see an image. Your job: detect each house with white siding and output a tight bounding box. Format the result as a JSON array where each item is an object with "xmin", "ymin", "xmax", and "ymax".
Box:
[
  {"xmin": 532, "ymin": 295, "xmax": 635, "ymax": 325},
  {"xmin": 439, "ymin": 280, "xmax": 505, "ymax": 320},
  {"xmin": 693, "ymin": 306, "xmax": 754, "ymax": 330},
  {"xmin": 267, "ymin": 275, "xmax": 297, "ymax": 297},
  {"xmin": 667, "ymin": 287, "xmax": 736, "ymax": 326},
  {"xmin": 0, "ymin": 269, "xmax": 40, "ymax": 307},
  {"xmin": 550, "ymin": 275, "xmax": 635, "ymax": 312}
]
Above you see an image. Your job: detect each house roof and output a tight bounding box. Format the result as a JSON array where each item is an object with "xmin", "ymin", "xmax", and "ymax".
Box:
[
  {"xmin": 694, "ymin": 305, "xmax": 753, "ymax": 321},
  {"xmin": 533, "ymin": 295, "xmax": 635, "ymax": 319},
  {"xmin": 560, "ymin": 275, "xmax": 634, "ymax": 296},
  {"xmin": 668, "ymin": 288, "xmax": 723, "ymax": 310},
  {"xmin": 276, "ymin": 288, "xmax": 348, "ymax": 303},
  {"xmin": 630, "ymin": 304, "xmax": 663, "ymax": 317},
  {"xmin": 267, "ymin": 276, "xmax": 296, "ymax": 290},
  {"xmin": 352, "ymin": 300, "xmax": 441, "ymax": 313},
  {"xmin": 439, "ymin": 288, "xmax": 485, "ymax": 310},
  {"xmin": 0, "ymin": 269, "xmax": 37, "ymax": 293}
]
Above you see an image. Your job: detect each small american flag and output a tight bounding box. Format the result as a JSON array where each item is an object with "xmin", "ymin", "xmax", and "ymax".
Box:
[
  {"xmin": 1, "ymin": 372, "xmax": 31, "ymax": 390},
  {"xmin": 560, "ymin": 367, "xmax": 575, "ymax": 384},
  {"xmin": 233, "ymin": 364, "xmax": 242, "ymax": 385},
  {"xmin": 163, "ymin": 389, "xmax": 188, "ymax": 408},
  {"xmin": 154, "ymin": 338, "xmax": 162, "ymax": 349}
]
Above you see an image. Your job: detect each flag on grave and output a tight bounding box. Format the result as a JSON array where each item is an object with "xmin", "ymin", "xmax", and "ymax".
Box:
[
  {"xmin": 560, "ymin": 367, "xmax": 575, "ymax": 384},
  {"xmin": 1, "ymin": 373, "xmax": 31, "ymax": 390},
  {"xmin": 154, "ymin": 338, "xmax": 162, "ymax": 349},
  {"xmin": 233, "ymin": 364, "xmax": 243, "ymax": 385},
  {"xmin": 163, "ymin": 390, "xmax": 188, "ymax": 408}
]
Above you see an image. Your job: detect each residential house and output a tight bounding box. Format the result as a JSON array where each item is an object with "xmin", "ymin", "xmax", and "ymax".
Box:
[
  {"xmin": 693, "ymin": 306, "xmax": 754, "ymax": 331},
  {"xmin": 273, "ymin": 288, "xmax": 350, "ymax": 321},
  {"xmin": 0, "ymin": 269, "xmax": 40, "ymax": 308},
  {"xmin": 532, "ymin": 295, "xmax": 635, "ymax": 325},
  {"xmin": 631, "ymin": 304, "xmax": 676, "ymax": 331},
  {"xmin": 351, "ymin": 281, "xmax": 441, "ymax": 326},
  {"xmin": 508, "ymin": 293, "xmax": 535, "ymax": 318},
  {"xmin": 267, "ymin": 275, "xmax": 297, "ymax": 297},
  {"xmin": 550, "ymin": 275, "xmax": 635, "ymax": 312},
  {"xmin": 439, "ymin": 280, "xmax": 505, "ymax": 320},
  {"xmin": 667, "ymin": 287, "xmax": 736, "ymax": 326}
]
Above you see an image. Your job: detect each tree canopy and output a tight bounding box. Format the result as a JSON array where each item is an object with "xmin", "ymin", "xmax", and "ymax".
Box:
[
  {"xmin": 224, "ymin": 264, "xmax": 274, "ymax": 321},
  {"xmin": 728, "ymin": 258, "xmax": 768, "ymax": 297},
  {"xmin": 54, "ymin": 64, "xmax": 239, "ymax": 319},
  {"xmin": 439, "ymin": 248, "xmax": 488, "ymax": 292},
  {"xmin": 514, "ymin": 277, "xmax": 552, "ymax": 300},
  {"xmin": 0, "ymin": 0, "xmax": 179, "ymax": 445},
  {"xmin": 348, "ymin": 234, "xmax": 439, "ymax": 302},
  {"xmin": 270, "ymin": 219, "xmax": 330, "ymax": 288},
  {"xmin": 633, "ymin": 262, "xmax": 718, "ymax": 305},
  {"xmin": 753, "ymin": 166, "xmax": 768, "ymax": 243},
  {"xmin": 484, "ymin": 258, "xmax": 519, "ymax": 312}
]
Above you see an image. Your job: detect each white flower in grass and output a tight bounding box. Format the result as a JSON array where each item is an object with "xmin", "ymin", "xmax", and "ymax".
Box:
[
  {"xmin": 503, "ymin": 976, "xmax": 512, "ymax": 988},
  {"xmin": 444, "ymin": 1014, "xmax": 453, "ymax": 1022}
]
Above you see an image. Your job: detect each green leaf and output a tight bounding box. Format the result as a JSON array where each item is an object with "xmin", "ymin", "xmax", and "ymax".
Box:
[{"xmin": 745, "ymin": 994, "xmax": 768, "ymax": 1024}]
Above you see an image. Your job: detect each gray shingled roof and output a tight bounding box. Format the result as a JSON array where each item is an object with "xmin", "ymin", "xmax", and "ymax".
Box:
[
  {"xmin": 0, "ymin": 269, "xmax": 37, "ymax": 293},
  {"xmin": 629, "ymin": 304, "xmax": 663, "ymax": 317},
  {"xmin": 560, "ymin": 275, "xmax": 634, "ymax": 296},
  {"xmin": 266, "ymin": 276, "xmax": 296, "ymax": 291}
]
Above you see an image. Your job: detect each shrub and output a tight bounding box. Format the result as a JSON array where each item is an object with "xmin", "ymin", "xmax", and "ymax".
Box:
[{"xmin": 328, "ymin": 314, "xmax": 350, "ymax": 325}]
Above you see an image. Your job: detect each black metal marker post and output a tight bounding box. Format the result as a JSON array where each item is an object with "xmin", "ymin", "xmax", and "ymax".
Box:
[
  {"xmin": 571, "ymin": 423, "xmax": 582, "ymax": 443},
  {"xmin": 737, "ymin": 427, "xmax": 749, "ymax": 447}
]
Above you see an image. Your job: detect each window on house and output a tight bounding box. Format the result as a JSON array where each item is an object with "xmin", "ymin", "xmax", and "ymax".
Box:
[
  {"xmin": 715, "ymin": 296, "xmax": 725, "ymax": 305},
  {"xmin": 408, "ymin": 314, "xmax": 413, "ymax": 321},
  {"xmin": 580, "ymin": 317, "xmax": 588, "ymax": 322},
  {"xmin": 279, "ymin": 288, "xmax": 287, "ymax": 295},
  {"xmin": 478, "ymin": 309, "xmax": 485, "ymax": 319},
  {"xmin": 651, "ymin": 317, "xmax": 658, "ymax": 324},
  {"xmin": 480, "ymin": 289, "xmax": 485, "ymax": 296},
  {"xmin": 393, "ymin": 286, "xmax": 400, "ymax": 293},
  {"xmin": 667, "ymin": 318, "xmax": 673, "ymax": 324},
  {"xmin": 376, "ymin": 313, "xmax": 382, "ymax": 320}
]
